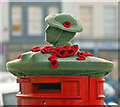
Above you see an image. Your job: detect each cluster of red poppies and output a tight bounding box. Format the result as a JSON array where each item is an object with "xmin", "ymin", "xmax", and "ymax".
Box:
[
  {"xmin": 76, "ymin": 51, "xmax": 93, "ymax": 60},
  {"xmin": 17, "ymin": 45, "xmax": 93, "ymax": 68},
  {"xmin": 46, "ymin": 45, "xmax": 79, "ymax": 68}
]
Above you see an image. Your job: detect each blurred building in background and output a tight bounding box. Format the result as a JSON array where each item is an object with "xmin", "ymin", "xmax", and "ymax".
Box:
[{"xmin": 1, "ymin": 0, "xmax": 119, "ymax": 104}]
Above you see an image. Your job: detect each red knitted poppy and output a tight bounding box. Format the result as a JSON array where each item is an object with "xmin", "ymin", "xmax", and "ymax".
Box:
[
  {"xmin": 63, "ymin": 45, "xmax": 70, "ymax": 49},
  {"xmin": 48, "ymin": 56, "xmax": 57, "ymax": 60},
  {"xmin": 58, "ymin": 46, "xmax": 63, "ymax": 49},
  {"xmin": 66, "ymin": 49, "xmax": 75, "ymax": 56},
  {"xmin": 84, "ymin": 51, "xmax": 94, "ymax": 56},
  {"xmin": 71, "ymin": 44, "xmax": 79, "ymax": 51},
  {"xmin": 58, "ymin": 49, "xmax": 66, "ymax": 57},
  {"xmin": 78, "ymin": 51, "xmax": 86, "ymax": 56},
  {"xmin": 62, "ymin": 21, "xmax": 71, "ymax": 27},
  {"xmin": 43, "ymin": 46, "xmax": 53, "ymax": 53},
  {"xmin": 76, "ymin": 55, "xmax": 86, "ymax": 60},
  {"xmin": 88, "ymin": 53, "xmax": 93, "ymax": 56},
  {"xmin": 17, "ymin": 54, "xmax": 22, "ymax": 59},
  {"xmin": 41, "ymin": 49, "xmax": 48, "ymax": 53},
  {"xmin": 53, "ymin": 46, "xmax": 62, "ymax": 52},
  {"xmin": 31, "ymin": 46, "xmax": 41, "ymax": 52},
  {"xmin": 50, "ymin": 59, "xmax": 58, "ymax": 68},
  {"xmin": 51, "ymin": 50, "xmax": 58, "ymax": 56},
  {"xmin": 83, "ymin": 51, "xmax": 89, "ymax": 56}
]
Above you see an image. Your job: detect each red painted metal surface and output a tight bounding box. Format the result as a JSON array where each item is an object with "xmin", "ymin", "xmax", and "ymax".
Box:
[
  {"xmin": 16, "ymin": 75, "xmax": 105, "ymax": 105},
  {"xmin": 89, "ymin": 77, "xmax": 105, "ymax": 105}
]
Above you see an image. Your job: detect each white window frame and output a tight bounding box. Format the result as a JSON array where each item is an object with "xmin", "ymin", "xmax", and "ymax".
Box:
[
  {"xmin": 27, "ymin": 5, "xmax": 43, "ymax": 36},
  {"xmin": 103, "ymin": 5, "xmax": 117, "ymax": 38}
]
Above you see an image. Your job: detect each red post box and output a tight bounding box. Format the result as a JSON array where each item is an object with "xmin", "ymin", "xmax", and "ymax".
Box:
[{"xmin": 16, "ymin": 75, "xmax": 105, "ymax": 105}]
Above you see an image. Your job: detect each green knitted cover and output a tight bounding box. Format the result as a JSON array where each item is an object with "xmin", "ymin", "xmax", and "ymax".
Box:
[
  {"xmin": 6, "ymin": 13, "xmax": 113, "ymax": 77},
  {"xmin": 6, "ymin": 51, "xmax": 113, "ymax": 77},
  {"xmin": 45, "ymin": 13, "xmax": 83, "ymax": 33}
]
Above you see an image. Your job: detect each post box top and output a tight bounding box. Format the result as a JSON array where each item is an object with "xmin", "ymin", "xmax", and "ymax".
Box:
[{"xmin": 6, "ymin": 13, "xmax": 113, "ymax": 77}]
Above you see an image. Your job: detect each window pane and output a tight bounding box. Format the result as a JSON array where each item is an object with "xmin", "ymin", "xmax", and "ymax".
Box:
[
  {"xmin": 48, "ymin": 6, "xmax": 59, "ymax": 14},
  {"xmin": 12, "ymin": 5, "xmax": 22, "ymax": 35},
  {"xmin": 104, "ymin": 7, "xmax": 117, "ymax": 36},
  {"xmin": 28, "ymin": 6, "xmax": 42, "ymax": 35},
  {"xmin": 79, "ymin": 6, "xmax": 93, "ymax": 36}
]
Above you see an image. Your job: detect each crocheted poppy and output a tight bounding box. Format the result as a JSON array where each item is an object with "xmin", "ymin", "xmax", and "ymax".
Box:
[
  {"xmin": 88, "ymin": 53, "xmax": 93, "ymax": 56},
  {"xmin": 58, "ymin": 46, "xmax": 63, "ymax": 49},
  {"xmin": 58, "ymin": 49, "xmax": 66, "ymax": 57},
  {"xmin": 62, "ymin": 21, "xmax": 71, "ymax": 28},
  {"xmin": 17, "ymin": 54, "xmax": 22, "ymax": 59},
  {"xmin": 78, "ymin": 51, "xmax": 86, "ymax": 56},
  {"xmin": 41, "ymin": 49, "xmax": 48, "ymax": 53},
  {"xmin": 53, "ymin": 46, "xmax": 62, "ymax": 52},
  {"xmin": 78, "ymin": 51, "xmax": 90, "ymax": 56},
  {"xmin": 66, "ymin": 49, "xmax": 75, "ymax": 56},
  {"xmin": 83, "ymin": 51, "xmax": 89, "ymax": 56},
  {"xmin": 51, "ymin": 50, "xmax": 58, "ymax": 56},
  {"xmin": 63, "ymin": 45, "xmax": 70, "ymax": 49},
  {"xmin": 31, "ymin": 46, "xmax": 41, "ymax": 52},
  {"xmin": 48, "ymin": 56, "xmax": 57, "ymax": 60},
  {"xmin": 50, "ymin": 59, "xmax": 58, "ymax": 68},
  {"xmin": 76, "ymin": 55, "xmax": 86, "ymax": 60},
  {"xmin": 71, "ymin": 45, "xmax": 79, "ymax": 51},
  {"xmin": 43, "ymin": 46, "xmax": 53, "ymax": 53}
]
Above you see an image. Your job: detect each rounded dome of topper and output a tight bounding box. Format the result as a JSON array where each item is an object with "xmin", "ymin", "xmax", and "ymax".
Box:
[{"xmin": 45, "ymin": 13, "xmax": 83, "ymax": 33}]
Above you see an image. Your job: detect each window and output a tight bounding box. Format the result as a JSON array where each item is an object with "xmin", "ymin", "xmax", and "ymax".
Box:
[
  {"xmin": 48, "ymin": 6, "xmax": 59, "ymax": 14},
  {"xmin": 104, "ymin": 7, "xmax": 117, "ymax": 36},
  {"xmin": 11, "ymin": 5, "xmax": 22, "ymax": 35},
  {"xmin": 10, "ymin": 2, "xmax": 61, "ymax": 42},
  {"xmin": 28, "ymin": 6, "xmax": 43, "ymax": 35},
  {"xmin": 79, "ymin": 6, "xmax": 93, "ymax": 36}
]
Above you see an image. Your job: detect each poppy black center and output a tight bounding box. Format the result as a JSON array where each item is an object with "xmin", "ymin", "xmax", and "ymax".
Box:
[
  {"xmin": 80, "ymin": 53, "xmax": 83, "ymax": 55},
  {"xmin": 74, "ymin": 46, "xmax": 76, "ymax": 49},
  {"xmin": 52, "ymin": 61, "xmax": 56, "ymax": 65},
  {"xmin": 60, "ymin": 50, "xmax": 64, "ymax": 55},
  {"xmin": 56, "ymin": 49, "xmax": 59, "ymax": 52},
  {"xmin": 44, "ymin": 49, "xmax": 47, "ymax": 52},
  {"xmin": 53, "ymin": 51, "xmax": 57, "ymax": 55},
  {"xmin": 64, "ymin": 47, "xmax": 67, "ymax": 49},
  {"xmin": 68, "ymin": 50, "xmax": 72, "ymax": 54},
  {"xmin": 66, "ymin": 23, "xmax": 70, "ymax": 25}
]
